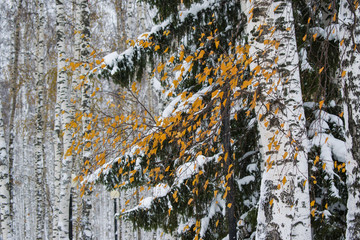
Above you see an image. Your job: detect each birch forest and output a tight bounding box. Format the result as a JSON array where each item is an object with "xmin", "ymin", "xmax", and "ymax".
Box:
[{"xmin": 0, "ymin": 0, "xmax": 360, "ymax": 239}]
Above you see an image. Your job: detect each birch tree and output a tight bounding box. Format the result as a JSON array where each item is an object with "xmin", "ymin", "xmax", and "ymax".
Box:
[
  {"xmin": 245, "ymin": 0, "xmax": 312, "ymax": 239},
  {"xmin": 56, "ymin": 0, "xmax": 73, "ymax": 238},
  {"xmin": 339, "ymin": 0, "xmax": 360, "ymax": 239},
  {"xmin": 8, "ymin": 1, "xmax": 23, "ymax": 237},
  {"xmin": 35, "ymin": 0, "xmax": 46, "ymax": 238},
  {"xmin": 79, "ymin": 0, "xmax": 93, "ymax": 238},
  {"xmin": 0, "ymin": 95, "xmax": 11, "ymax": 240},
  {"xmin": 72, "ymin": 0, "xmax": 82, "ymax": 238}
]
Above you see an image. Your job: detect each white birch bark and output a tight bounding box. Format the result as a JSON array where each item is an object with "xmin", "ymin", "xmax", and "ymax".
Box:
[
  {"xmin": 53, "ymin": 68, "xmax": 62, "ymax": 240},
  {"xmin": 56, "ymin": 0, "xmax": 73, "ymax": 238},
  {"xmin": 8, "ymin": 2, "xmax": 22, "ymax": 238},
  {"xmin": 126, "ymin": 0, "xmax": 135, "ymax": 40},
  {"xmin": 35, "ymin": 0, "xmax": 46, "ymax": 238},
  {"xmin": 115, "ymin": 0, "xmax": 126, "ymax": 51},
  {"xmin": 245, "ymin": 1, "xmax": 311, "ymax": 239},
  {"xmin": 339, "ymin": 1, "xmax": 360, "ymax": 239},
  {"xmin": 72, "ymin": 0, "xmax": 82, "ymax": 238},
  {"xmin": 79, "ymin": 0, "xmax": 93, "ymax": 238},
  {"xmin": 0, "ymin": 96, "xmax": 11, "ymax": 240}
]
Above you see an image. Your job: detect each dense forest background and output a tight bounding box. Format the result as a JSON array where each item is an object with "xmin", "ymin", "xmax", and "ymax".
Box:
[{"xmin": 0, "ymin": 0, "xmax": 359, "ymax": 239}]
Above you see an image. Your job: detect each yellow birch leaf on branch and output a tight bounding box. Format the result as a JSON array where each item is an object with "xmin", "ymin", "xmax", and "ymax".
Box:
[
  {"xmin": 313, "ymin": 33, "xmax": 317, "ymax": 41},
  {"xmin": 198, "ymin": 50, "xmax": 205, "ymax": 59},
  {"xmin": 303, "ymin": 180, "xmax": 307, "ymax": 187},
  {"xmin": 319, "ymin": 100, "xmax": 324, "ymax": 109}
]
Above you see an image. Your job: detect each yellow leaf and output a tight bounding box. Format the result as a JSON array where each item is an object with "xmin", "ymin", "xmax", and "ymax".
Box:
[
  {"xmin": 319, "ymin": 67, "xmax": 324, "ymax": 74},
  {"xmin": 154, "ymin": 45, "xmax": 160, "ymax": 51},
  {"xmin": 325, "ymin": 203, "xmax": 328, "ymax": 209},
  {"xmin": 311, "ymin": 200, "xmax": 315, "ymax": 207},
  {"xmin": 216, "ymin": 220, "xmax": 219, "ymax": 227},
  {"xmin": 311, "ymin": 209, "xmax": 316, "ymax": 217},
  {"xmin": 319, "ymin": 100, "xmax": 324, "ymax": 109},
  {"xmin": 303, "ymin": 180, "xmax": 307, "ymax": 187},
  {"xmin": 340, "ymin": 39, "xmax": 344, "ymax": 46},
  {"xmin": 227, "ymin": 203, "xmax": 232, "ymax": 208},
  {"xmin": 339, "ymin": 112, "xmax": 344, "ymax": 117},
  {"xmin": 269, "ymin": 199, "xmax": 274, "ymax": 206},
  {"xmin": 283, "ymin": 152, "xmax": 288, "ymax": 159},
  {"xmin": 282, "ymin": 176, "xmax": 287, "ymax": 185},
  {"xmin": 274, "ymin": 4, "xmax": 280, "ymax": 12},
  {"xmin": 188, "ymin": 198, "xmax": 193, "ymax": 205},
  {"xmin": 185, "ymin": 56, "xmax": 193, "ymax": 63},
  {"xmin": 341, "ymin": 70, "xmax": 346, "ymax": 77},
  {"xmin": 313, "ymin": 33, "xmax": 317, "ymax": 41},
  {"xmin": 314, "ymin": 156, "xmax": 319, "ymax": 165},
  {"xmin": 303, "ymin": 34, "xmax": 307, "ymax": 41},
  {"xmin": 322, "ymin": 163, "xmax": 326, "ymax": 170},
  {"xmin": 198, "ymin": 50, "xmax": 205, "ymax": 59},
  {"xmin": 179, "ymin": 51, "xmax": 184, "ymax": 61},
  {"xmin": 266, "ymin": 102, "xmax": 270, "ymax": 111}
]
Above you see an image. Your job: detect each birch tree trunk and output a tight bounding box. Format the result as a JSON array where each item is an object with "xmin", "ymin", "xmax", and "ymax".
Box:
[
  {"xmin": 35, "ymin": 0, "xmax": 45, "ymax": 238},
  {"xmin": 56, "ymin": 0, "xmax": 73, "ymax": 238},
  {"xmin": 72, "ymin": 0, "xmax": 82, "ymax": 238},
  {"xmin": 339, "ymin": 1, "xmax": 360, "ymax": 239},
  {"xmin": 8, "ymin": 2, "xmax": 22, "ymax": 237},
  {"xmin": 115, "ymin": 0, "xmax": 126, "ymax": 51},
  {"xmin": 53, "ymin": 62, "xmax": 62, "ymax": 240},
  {"xmin": 79, "ymin": 0, "xmax": 93, "ymax": 238},
  {"xmin": 245, "ymin": 1, "xmax": 311, "ymax": 239},
  {"xmin": 0, "ymin": 96, "xmax": 11, "ymax": 240},
  {"xmin": 126, "ymin": 0, "xmax": 135, "ymax": 40}
]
